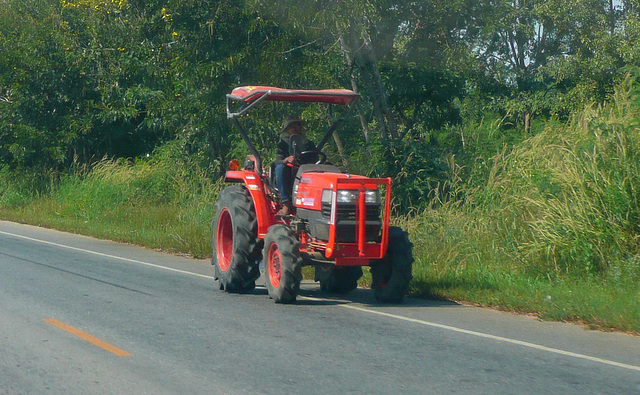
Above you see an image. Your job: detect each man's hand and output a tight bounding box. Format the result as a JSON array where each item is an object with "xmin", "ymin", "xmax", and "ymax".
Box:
[{"xmin": 283, "ymin": 155, "xmax": 295, "ymax": 164}]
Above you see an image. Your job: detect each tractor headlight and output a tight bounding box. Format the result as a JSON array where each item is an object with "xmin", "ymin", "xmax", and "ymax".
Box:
[
  {"xmin": 324, "ymin": 189, "xmax": 380, "ymax": 204},
  {"xmin": 365, "ymin": 190, "xmax": 380, "ymax": 204},
  {"xmin": 322, "ymin": 189, "xmax": 333, "ymax": 204},
  {"xmin": 337, "ymin": 190, "xmax": 359, "ymax": 203}
]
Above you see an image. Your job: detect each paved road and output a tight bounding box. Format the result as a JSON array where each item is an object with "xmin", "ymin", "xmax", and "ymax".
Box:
[{"xmin": 1, "ymin": 220, "xmax": 639, "ymax": 394}]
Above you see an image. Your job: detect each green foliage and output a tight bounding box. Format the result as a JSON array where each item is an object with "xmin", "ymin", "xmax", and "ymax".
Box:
[
  {"xmin": 1, "ymin": 0, "xmax": 638, "ymax": 203},
  {"xmin": 479, "ymin": 82, "xmax": 640, "ymax": 277},
  {"xmin": 383, "ymin": 62, "xmax": 464, "ymax": 133},
  {"xmin": 0, "ymin": 140, "xmax": 222, "ymax": 256},
  {"xmin": 346, "ymin": 134, "xmax": 445, "ymax": 211},
  {"xmin": 390, "ymin": 79, "xmax": 640, "ymax": 331},
  {"xmin": 0, "ymin": 165, "xmax": 56, "ymax": 207},
  {"xmin": 0, "ymin": 0, "xmax": 265, "ymax": 169},
  {"xmin": 410, "ymin": 77, "xmax": 640, "ymax": 285}
]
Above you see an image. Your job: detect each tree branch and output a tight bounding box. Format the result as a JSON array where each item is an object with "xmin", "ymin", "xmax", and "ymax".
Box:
[{"xmin": 281, "ymin": 39, "xmax": 320, "ymax": 54}]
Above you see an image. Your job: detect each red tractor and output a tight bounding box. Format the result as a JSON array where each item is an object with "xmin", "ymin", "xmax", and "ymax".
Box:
[{"xmin": 212, "ymin": 86, "xmax": 413, "ymax": 303}]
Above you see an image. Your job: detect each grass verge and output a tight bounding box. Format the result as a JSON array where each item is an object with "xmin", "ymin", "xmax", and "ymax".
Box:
[{"xmin": 0, "ymin": 145, "xmax": 220, "ymax": 258}]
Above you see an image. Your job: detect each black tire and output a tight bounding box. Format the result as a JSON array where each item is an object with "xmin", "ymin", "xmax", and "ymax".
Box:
[
  {"xmin": 370, "ymin": 226, "xmax": 413, "ymax": 303},
  {"xmin": 317, "ymin": 266, "xmax": 363, "ymax": 294},
  {"xmin": 263, "ymin": 225, "xmax": 302, "ymax": 303},
  {"xmin": 211, "ymin": 185, "xmax": 262, "ymax": 292}
]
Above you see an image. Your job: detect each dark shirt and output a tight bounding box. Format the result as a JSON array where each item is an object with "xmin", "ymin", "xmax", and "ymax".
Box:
[{"xmin": 276, "ymin": 136, "xmax": 317, "ymax": 163}]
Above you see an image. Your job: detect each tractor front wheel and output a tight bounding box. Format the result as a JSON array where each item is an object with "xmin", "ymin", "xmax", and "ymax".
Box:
[
  {"xmin": 211, "ymin": 185, "xmax": 261, "ymax": 292},
  {"xmin": 370, "ymin": 226, "xmax": 413, "ymax": 303},
  {"xmin": 263, "ymin": 225, "xmax": 302, "ymax": 303}
]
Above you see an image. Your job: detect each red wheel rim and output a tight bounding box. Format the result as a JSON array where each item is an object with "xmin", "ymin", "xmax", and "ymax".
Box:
[
  {"xmin": 268, "ymin": 243, "xmax": 282, "ymax": 288},
  {"xmin": 375, "ymin": 266, "xmax": 391, "ymax": 288},
  {"xmin": 377, "ymin": 280, "xmax": 389, "ymax": 288},
  {"xmin": 216, "ymin": 209, "xmax": 233, "ymax": 271}
]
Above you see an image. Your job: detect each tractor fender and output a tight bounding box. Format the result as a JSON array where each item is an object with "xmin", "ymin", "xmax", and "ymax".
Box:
[{"xmin": 224, "ymin": 170, "xmax": 275, "ymax": 238}]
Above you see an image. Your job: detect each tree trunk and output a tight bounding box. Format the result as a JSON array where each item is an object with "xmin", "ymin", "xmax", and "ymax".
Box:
[
  {"xmin": 339, "ymin": 35, "xmax": 370, "ymax": 144},
  {"xmin": 332, "ymin": 131, "xmax": 349, "ymax": 167},
  {"xmin": 609, "ymin": 0, "xmax": 616, "ymax": 36},
  {"xmin": 341, "ymin": 25, "xmax": 398, "ymax": 141},
  {"xmin": 347, "ymin": 29, "xmax": 386, "ymax": 139},
  {"xmin": 361, "ymin": 29, "xmax": 399, "ymax": 140}
]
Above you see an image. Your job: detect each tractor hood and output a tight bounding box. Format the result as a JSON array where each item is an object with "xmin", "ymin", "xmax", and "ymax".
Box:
[
  {"xmin": 294, "ymin": 169, "xmax": 392, "ymax": 250},
  {"xmin": 295, "ymin": 171, "xmax": 384, "ymax": 212}
]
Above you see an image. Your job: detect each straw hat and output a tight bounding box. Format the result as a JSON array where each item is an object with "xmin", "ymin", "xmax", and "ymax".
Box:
[{"xmin": 281, "ymin": 114, "xmax": 303, "ymax": 133}]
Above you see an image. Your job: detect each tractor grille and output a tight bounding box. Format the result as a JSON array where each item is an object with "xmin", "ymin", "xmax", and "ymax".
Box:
[
  {"xmin": 321, "ymin": 202, "xmax": 380, "ymax": 221},
  {"xmin": 321, "ymin": 202, "xmax": 382, "ymax": 243}
]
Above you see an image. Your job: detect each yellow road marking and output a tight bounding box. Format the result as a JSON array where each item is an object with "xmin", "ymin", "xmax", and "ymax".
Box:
[{"xmin": 44, "ymin": 318, "xmax": 133, "ymax": 357}]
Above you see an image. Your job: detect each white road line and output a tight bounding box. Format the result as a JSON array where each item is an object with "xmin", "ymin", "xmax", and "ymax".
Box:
[
  {"xmin": 0, "ymin": 230, "xmax": 215, "ymax": 280},
  {"xmin": 3, "ymin": 228, "xmax": 640, "ymax": 372},
  {"xmin": 300, "ymin": 298, "xmax": 640, "ymax": 372}
]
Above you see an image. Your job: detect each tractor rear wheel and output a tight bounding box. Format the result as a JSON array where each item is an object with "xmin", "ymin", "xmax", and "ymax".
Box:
[
  {"xmin": 211, "ymin": 185, "xmax": 261, "ymax": 292},
  {"xmin": 370, "ymin": 226, "xmax": 413, "ymax": 303},
  {"xmin": 317, "ymin": 266, "xmax": 363, "ymax": 294},
  {"xmin": 263, "ymin": 225, "xmax": 302, "ymax": 303}
]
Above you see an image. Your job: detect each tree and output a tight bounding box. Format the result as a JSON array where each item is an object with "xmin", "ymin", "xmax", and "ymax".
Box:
[
  {"xmin": 0, "ymin": 0, "xmax": 267, "ymax": 169},
  {"xmin": 246, "ymin": 0, "xmax": 405, "ymax": 141},
  {"xmin": 461, "ymin": 0, "xmax": 628, "ymax": 132}
]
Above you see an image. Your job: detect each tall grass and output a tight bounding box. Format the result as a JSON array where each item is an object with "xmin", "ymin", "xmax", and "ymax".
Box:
[
  {"xmin": 0, "ymin": 166, "xmax": 57, "ymax": 207},
  {"xmin": 479, "ymin": 82, "xmax": 640, "ymax": 278},
  {"xmin": 404, "ymin": 78, "xmax": 640, "ymax": 331},
  {"xmin": 0, "ymin": 142, "xmax": 223, "ymax": 258}
]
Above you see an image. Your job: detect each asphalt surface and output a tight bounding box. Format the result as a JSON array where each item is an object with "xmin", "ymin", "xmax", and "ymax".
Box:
[{"xmin": 1, "ymin": 220, "xmax": 639, "ymax": 394}]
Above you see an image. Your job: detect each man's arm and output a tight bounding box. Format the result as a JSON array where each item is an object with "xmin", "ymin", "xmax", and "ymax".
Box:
[{"xmin": 275, "ymin": 139, "xmax": 288, "ymax": 162}]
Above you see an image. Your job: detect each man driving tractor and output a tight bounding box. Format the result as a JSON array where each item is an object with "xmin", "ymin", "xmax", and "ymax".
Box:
[
  {"xmin": 274, "ymin": 114, "xmax": 317, "ymax": 215},
  {"xmin": 214, "ymin": 86, "xmax": 413, "ymax": 304}
]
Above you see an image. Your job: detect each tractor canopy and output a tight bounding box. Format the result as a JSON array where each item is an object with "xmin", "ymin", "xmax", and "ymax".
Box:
[{"xmin": 228, "ymin": 86, "xmax": 360, "ymax": 106}]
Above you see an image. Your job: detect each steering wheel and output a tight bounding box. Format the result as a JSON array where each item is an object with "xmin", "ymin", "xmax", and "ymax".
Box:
[{"xmin": 300, "ymin": 150, "xmax": 327, "ymax": 165}]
